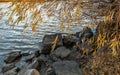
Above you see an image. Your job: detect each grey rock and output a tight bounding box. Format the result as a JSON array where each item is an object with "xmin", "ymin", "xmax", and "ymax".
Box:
[
  {"xmin": 2, "ymin": 63, "xmax": 15, "ymax": 73},
  {"xmin": 63, "ymin": 36, "xmax": 80, "ymax": 48},
  {"xmin": 37, "ymin": 54, "xmax": 48, "ymax": 62},
  {"xmin": 3, "ymin": 67, "xmax": 20, "ymax": 75},
  {"xmin": 17, "ymin": 64, "xmax": 29, "ymax": 75},
  {"xmin": 53, "ymin": 46, "xmax": 71, "ymax": 58},
  {"xmin": 4, "ymin": 52, "xmax": 21, "ymax": 64},
  {"xmin": 21, "ymin": 51, "xmax": 30, "ymax": 56},
  {"xmin": 24, "ymin": 54, "xmax": 34, "ymax": 63},
  {"xmin": 28, "ymin": 59, "xmax": 40, "ymax": 70},
  {"xmin": 53, "ymin": 61, "xmax": 83, "ymax": 75},
  {"xmin": 18, "ymin": 59, "xmax": 40, "ymax": 75},
  {"xmin": 41, "ymin": 34, "xmax": 63, "ymax": 54}
]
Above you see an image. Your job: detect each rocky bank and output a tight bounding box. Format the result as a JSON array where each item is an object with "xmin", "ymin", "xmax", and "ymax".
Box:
[{"xmin": 2, "ymin": 26, "xmax": 118, "ymax": 75}]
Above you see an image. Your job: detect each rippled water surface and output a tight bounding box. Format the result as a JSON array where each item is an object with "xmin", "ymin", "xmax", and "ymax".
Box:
[{"xmin": 0, "ymin": 3, "xmax": 89, "ymax": 71}]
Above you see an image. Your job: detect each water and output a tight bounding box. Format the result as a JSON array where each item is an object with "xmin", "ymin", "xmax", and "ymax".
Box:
[{"xmin": 0, "ymin": 2, "xmax": 90, "ymax": 71}]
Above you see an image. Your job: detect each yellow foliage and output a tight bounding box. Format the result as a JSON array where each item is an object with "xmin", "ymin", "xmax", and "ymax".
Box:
[
  {"xmin": 109, "ymin": 37, "xmax": 119, "ymax": 57},
  {"xmin": 97, "ymin": 33, "xmax": 106, "ymax": 49},
  {"xmin": 51, "ymin": 35, "xmax": 59, "ymax": 52}
]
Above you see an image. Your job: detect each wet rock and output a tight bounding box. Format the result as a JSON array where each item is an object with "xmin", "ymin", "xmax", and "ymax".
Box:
[
  {"xmin": 2, "ymin": 63, "xmax": 15, "ymax": 73},
  {"xmin": 3, "ymin": 67, "xmax": 20, "ymax": 75},
  {"xmin": 4, "ymin": 52, "xmax": 22, "ymax": 64},
  {"xmin": 41, "ymin": 34, "xmax": 63, "ymax": 54},
  {"xmin": 24, "ymin": 50, "xmax": 40, "ymax": 63},
  {"xmin": 21, "ymin": 51, "xmax": 30, "ymax": 56},
  {"xmin": 53, "ymin": 46, "xmax": 71, "ymax": 58},
  {"xmin": 24, "ymin": 54, "xmax": 34, "ymax": 63},
  {"xmin": 53, "ymin": 61, "xmax": 83, "ymax": 75}
]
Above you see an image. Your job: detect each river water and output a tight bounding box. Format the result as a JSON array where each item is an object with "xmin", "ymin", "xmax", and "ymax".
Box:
[{"xmin": 0, "ymin": 2, "xmax": 90, "ymax": 70}]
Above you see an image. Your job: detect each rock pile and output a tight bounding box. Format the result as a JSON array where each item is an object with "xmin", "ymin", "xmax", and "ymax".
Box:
[{"xmin": 1, "ymin": 27, "xmax": 94, "ymax": 75}]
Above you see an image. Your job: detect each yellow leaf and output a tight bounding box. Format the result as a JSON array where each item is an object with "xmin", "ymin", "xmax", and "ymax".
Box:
[{"xmin": 32, "ymin": 26, "xmax": 36, "ymax": 31}]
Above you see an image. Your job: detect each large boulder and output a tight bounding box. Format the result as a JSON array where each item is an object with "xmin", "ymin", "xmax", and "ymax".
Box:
[
  {"xmin": 53, "ymin": 61, "xmax": 83, "ymax": 75},
  {"xmin": 53, "ymin": 46, "xmax": 71, "ymax": 58},
  {"xmin": 40, "ymin": 34, "xmax": 63, "ymax": 54},
  {"xmin": 4, "ymin": 52, "xmax": 22, "ymax": 64}
]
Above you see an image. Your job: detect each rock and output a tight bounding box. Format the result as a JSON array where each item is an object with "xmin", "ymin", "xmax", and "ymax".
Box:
[
  {"xmin": 18, "ymin": 59, "xmax": 40, "ymax": 75},
  {"xmin": 63, "ymin": 36, "xmax": 81, "ymax": 48},
  {"xmin": 28, "ymin": 59, "xmax": 40, "ymax": 70},
  {"xmin": 77, "ymin": 27, "xmax": 93, "ymax": 42},
  {"xmin": 40, "ymin": 65, "xmax": 55, "ymax": 75},
  {"xmin": 4, "ymin": 52, "xmax": 22, "ymax": 64},
  {"xmin": 34, "ymin": 50, "xmax": 40, "ymax": 57},
  {"xmin": 37, "ymin": 54, "xmax": 48, "ymax": 62},
  {"xmin": 41, "ymin": 34, "xmax": 63, "ymax": 54},
  {"xmin": 2, "ymin": 63, "xmax": 15, "ymax": 73},
  {"xmin": 21, "ymin": 51, "xmax": 30, "ymax": 56},
  {"xmin": 3, "ymin": 67, "xmax": 20, "ymax": 75},
  {"xmin": 46, "ymin": 67, "xmax": 55, "ymax": 75},
  {"xmin": 17, "ymin": 64, "xmax": 29, "ymax": 75},
  {"xmin": 68, "ymin": 50, "xmax": 82, "ymax": 61},
  {"xmin": 24, "ymin": 53, "xmax": 35, "ymax": 63},
  {"xmin": 53, "ymin": 46, "xmax": 71, "ymax": 58},
  {"xmin": 21, "ymin": 69, "xmax": 40, "ymax": 75},
  {"xmin": 50, "ymin": 54, "xmax": 61, "ymax": 62},
  {"xmin": 53, "ymin": 61, "xmax": 83, "ymax": 75}
]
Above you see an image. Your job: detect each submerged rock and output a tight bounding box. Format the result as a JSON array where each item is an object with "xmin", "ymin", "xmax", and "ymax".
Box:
[{"xmin": 53, "ymin": 61, "xmax": 83, "ymax": 75}]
